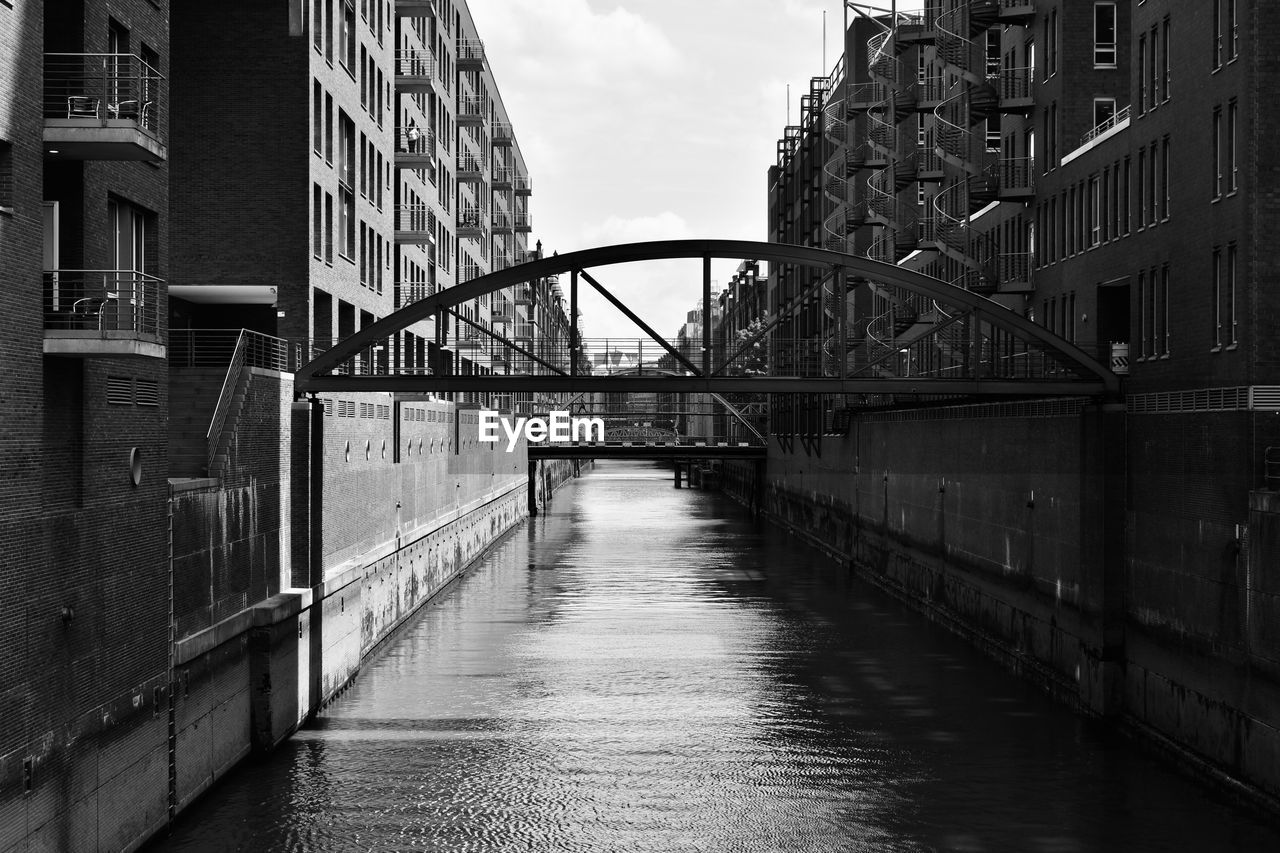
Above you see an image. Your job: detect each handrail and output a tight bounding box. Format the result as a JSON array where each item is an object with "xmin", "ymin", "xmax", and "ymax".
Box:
[
  {"xmin": 207, "ymin": 330, "xmax": 247, "ymax": 473},
  {"xmin": 1080, "ymin": 104, "xmax": 1131, "ymax": 147}
]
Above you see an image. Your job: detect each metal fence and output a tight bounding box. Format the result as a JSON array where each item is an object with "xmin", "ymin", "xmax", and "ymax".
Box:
[{"xmin": 43, "ymin": 270, "xmax": 162, "ymax": 338}]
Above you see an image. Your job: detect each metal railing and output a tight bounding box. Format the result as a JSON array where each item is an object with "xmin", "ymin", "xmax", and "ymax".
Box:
[
  {"xmin": 513, "ymin": 173, "xmax": 532, "ymax": 193},
  {"xmin": 394, "ymin": 49, "xmax": 435, "ymax": 79},
  {"xmin": 207, "ymin": 331, "xmax": 248, "ymax": 472},
  {"xmin": 997, "ymin": 252, "xmax": 1032, "ymax": 284},
  {"xmin": 998, "ymin": 156, "xmax": 1034, "ymax": 193},
  {"xmin": 1080, "ymin": 105, "xmax": 1130, "ymax": 147},
  {"xmin": 395, "ymin": 203, "xmax": 435, "ymax": 233},
  {"xmin": 457, "ymin": 97, "xmax": 485, "ymax": 120},
  {"xmin": 514, "ymin": 212, "xmax": 531, "ymax": 230},
  {"xmin": 169, "ymin": 328, "xmax": 299, "ymax": 371},
  {"xmin": 995, "ymin": 66, "xmax": 1034, "ymax": 101},
  {"xmin": 43, "ymin": 270, "xmax": 161, "ymax": 338},
  {"xmin": 491, "ymin": 121, "xmax": 514, "ymax": 144},
  {"xmin": 491, "ymin": 210, "xmax": 513, "ymax": 230},
  {"xmin": 44, "ymin": 53, "xmax": 164, "ymax": 137},
  {"xmin": 396, "ymin": 125, "xmax": 435, "ymax": 156},
  {"xmin": 457, "ymin": 39, "xmax": 485, "ymax": 64}
]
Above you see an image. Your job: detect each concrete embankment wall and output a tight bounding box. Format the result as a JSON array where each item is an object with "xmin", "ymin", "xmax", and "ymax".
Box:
[
  {"xmin": 723, "ymin": 400, "xmax": 1280, "ymax": 807},
  {"xmin": 159, "ymin": 378, "xmax": 577, "ymax": 837}
]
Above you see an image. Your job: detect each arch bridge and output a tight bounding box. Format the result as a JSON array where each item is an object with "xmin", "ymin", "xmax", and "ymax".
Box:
[{"xmin": 295, "ymin": 239, "xmax": 1118, "ymax": 408}]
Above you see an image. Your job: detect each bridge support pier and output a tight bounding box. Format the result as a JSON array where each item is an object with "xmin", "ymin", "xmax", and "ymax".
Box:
[
  {"xmin": 673, "ymin": 462, "xmax": 682, "ymax": 489},
  {"xmin": 528, "ymin": 459, "xmax": 539, "ymax": 517}
]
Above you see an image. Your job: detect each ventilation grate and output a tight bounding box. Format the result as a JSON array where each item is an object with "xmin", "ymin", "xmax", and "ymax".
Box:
[
  {"xmin": 107, "ymin": 376, "xmax": 133, "ymax": 405},
  {"xmin": 135, "ymin": 379, "xmax": 159, "ymax": 407}
]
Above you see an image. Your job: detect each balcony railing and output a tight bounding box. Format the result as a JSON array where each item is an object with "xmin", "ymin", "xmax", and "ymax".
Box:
[
  {"xmin": 995, "ymin": 66, "xmax": 1034, "ymax": 103},
  {"xmin": 997, "ymin": 157, "xmax": 1034, "ymax": 196},
  {"xmin": 458, "ymin": 208, "xmax": 486, "ymax": 239},
  {"xmin": 513, "ymin": 173, "xmax": 532, "ymax": 194},
  {"xmin": 44, "ymin": 269, "xmax": 163, "ymax": 356},
  {"xmin": 514, "ymin": 212, "xmax": 531, "ymax": 232},
  {"xmin": 395, "ymin": 125, "xmax": 435, "ymax": 166},
  {"xmin": 492, "ymin": 167, "xmax": 514, "ymax": 188},
  {"xmin": 395, "ymin": 204, "xmax": 435, "ymax": 243},
  {"xmin": 43, "ymin": 53, "xmax": 166, "ymax": 159},
  {"xmin": 1080, "ymin": 105, "xmax": 1130, "ymax": 148},
  {"xmin": 459, "ymin": 262, "xmax": 482, "ymax": 282},
  {"xmin": 491, "ymin": 121, "xmax": 514, "ymax": 145},
  {"xmin": 457, "ymin": 39, "xmax": 485, "ymax": 65},
  {"xmin": 394, "ymin": 50, "xmax": 435, "ymax": 84},
  {"xmin": 457, "ymin": 97, "xmax": 485, "ymax": 124},
  {"xmin": 491, "ymin": 211, "xmax": 513, "ymax": 231}
]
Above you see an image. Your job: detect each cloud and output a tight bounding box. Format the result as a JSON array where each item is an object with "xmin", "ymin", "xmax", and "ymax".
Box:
[{"xmin": 579, "ymin": 211, "xmax": 691, "ymax": 247}]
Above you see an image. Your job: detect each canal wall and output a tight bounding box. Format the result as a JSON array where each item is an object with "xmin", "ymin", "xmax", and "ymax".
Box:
[
  {"xmin": 724, "ymin": 400, "xmax": 1280, "ymax": 808},
  {"xmin": 100, "ymin": 375, "xmax": 578, "ymax": 849}
]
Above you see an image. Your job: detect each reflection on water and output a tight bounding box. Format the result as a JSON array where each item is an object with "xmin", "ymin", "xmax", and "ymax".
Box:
[{"xmin": 152, "ymin": 462, "xmax": 1280, "ymax": 852}]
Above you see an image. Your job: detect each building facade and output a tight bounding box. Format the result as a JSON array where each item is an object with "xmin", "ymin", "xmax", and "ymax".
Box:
[
  {"xmin": 768, "ymin": 0, "xmax": 1280, "ymax": 803},
  {"xmin": 1, "ymin": 0, "xmax": 174, "ymax": 849}
]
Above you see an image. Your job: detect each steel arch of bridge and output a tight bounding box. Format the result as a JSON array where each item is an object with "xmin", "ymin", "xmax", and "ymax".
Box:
[{"xmin": 295, "ymin": 239, "xmax": 1119, "ymax": 398}]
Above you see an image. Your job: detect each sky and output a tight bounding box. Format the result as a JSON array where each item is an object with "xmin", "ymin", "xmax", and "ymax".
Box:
[{"xmin": 467, "ymin": 0, "xmax": 924, "ymax": 340}]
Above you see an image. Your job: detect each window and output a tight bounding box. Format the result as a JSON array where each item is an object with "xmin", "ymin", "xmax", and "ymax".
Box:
[
  {"xmin": 1149, "ymin": 25, "xmax": 1160, "ymax": 104},
  {"xmin": 1226, "ymin": 243, "xmax": 1238, "ymax": 345},
  {"xmin": 1162, "ymin": 18, "xmax": 1171, "ymax": 101},
  {"xmin": 1046, "ymin": 10, "xmax": 1058, "ymax": 77},
  {"xmin": 342, "ymin": 0, "xmax": 356, "ymax": 74},
  {"xmin": 324, "ymin": 93, "xmax": 333, "ymax": 162},
  {"xmin": 313, "ymin": 0, "xmax": 323, "ymax": 52},
  {"xmin": 1160, "ymin": 138, "xmax": 1170, "ymax": 221},
  {"xmin": 1137, "ymin": 149, "xmax": 1146, "ymax": 226},
  {"xmin": 1213, "ymin": 0, "xmax": 1222, "ymax": 69},
  {"xmin": 313, "ymin": 184, "xmax": 322, "ymax": 258},
  {"xmin": 1159, "ymin": 265, "xmax": 1170, "ymax": 356},
  {"xmin": 1094, "ymin": 98, "xmax": 1116, "ymax": 129},
  {"xmin": 324, "ymin": 192, "xmax": 334, "ymax": 264},
  {"xmin": 1090, "ymin": 176, "xmax": 1101, "ymax": 247},
  {"xmin": 1228, "ymin": 0, "xmax": 1238, "ymax": 61},
  {"xmin": 1212, "ymin": 107, "xmax": 1223, "ymax": 199},
  {"xmin": 338, "ymin": 110, "xmax": 354, "ymax": 189},
  {"xmin": 1227, "ymin": 99, "xmax": 1238, "ymax": 194},
  {"xmin": 325, "ymin": 0, "xmax": 334, "ymax": 63},
  {"xmin": 1147, "ymin": 143, "xmax": 1158, "ymax": 226},
  {"xmin": 1094, "ymin": 3, "xmax": 1117, "ymax": 67},
  {"xmin": 1121, "ymin": 157, "xmax": 1131, "ymax": 235},
  {"xmin": 313, "ymin": 81, "xmax": 322, "ymax": 155},
  {"xmin": 1137, "ymin": 36, "xmax": 1147, "ymax": 112},
  {"xmin": 1212, "ymin": 248, "xmax": 1222, "ymax": 348},
  {"xmin": 1138, "ymin": 270, "xmax": 1148, "ymax": 357},
  {"xmin": 0, "ymin": 140, "xmax": 12, "ymax": 211},
  {"xmin": 339, "ymin": 187, "xmax": 354, "ymax": 261}
]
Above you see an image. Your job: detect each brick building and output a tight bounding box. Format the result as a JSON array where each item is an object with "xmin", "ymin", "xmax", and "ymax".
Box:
[
  {"xmin": 1, "ymin": 0, "xmax": 174, "ymax": 849},
  {"xmin": 768, "ymin": 0, "xmax": 1280, "ymax": 803}
]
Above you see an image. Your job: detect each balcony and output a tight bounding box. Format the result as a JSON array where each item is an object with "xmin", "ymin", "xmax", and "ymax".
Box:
[
  {"xmin": 997, "ymin": 157, "xmax": 1034, "ymax": 200},
  {"xmin": 458, "ymin": 208, "xmax": 486, "ymax": 240},
  {"xmin": 513, "ymin": 172, "xmax": 532, "ymax": 195},
  {"xmin": 459, "ymin": 262, "xmax": 482, "ymax": 282},
  {"xmin": 516, "ymin": 249, "xmax": 539, "ymax": 265},
  {"xmin": 492, "ymin": 167, "xmax": 514, "ymax": 189},
  {"xmin": 394, "ymin": 125, "xmax": 435, "ymax": 169},
  {"xmin": 514, "ymin": 284, "xmax": 534, "ymax": 305},
  {"xmin": 395, "ymin": 204, "xmax": 435, "ymax": 245},
  {"xmin": 44, "ymin": 270, "xmax": 164, "ymax": 358},
  {"xmin": 452, "ymin": 327, "xmax": 486, "ymax": 349},
  {"xmin": 394, "ymin": 50, "xmax": 435, "ymax": 92},
  {"xmin": 491, "ymin": 121, "xmax": 514, "ymax": 146},
  {"xmin": 43, "ymin": 54, "xmax": 166, "ymax": 161},
  {"xmin": 491, "ymin": 210, "xmax": 513, "ymax": 233},
  {"xmin": 457, "ymin": 97, "xmax": 485, "ymax": 125},
  {"xmin": 995, "ymin": 66, "xmax": 1034, "ymax": 114},
  {"xmin": 514, "ymin": 212, "xmax": 532, "ymax": 232},
  {"xmin": 491, "ymin": 298, "xmax": 514, "ymax": 324},
  {"xmin": 394, "ymin": 0, "xmax": 435, "ymax": 18},
  {"xmin": 996, "ymin": 252, "xmax": 1033, "ymax": 292},
  {"xmin": 456, "ymin": 154, "xmax": 484, "ymax": 182},
  {"xmin": 997, "ymin": 0, "xmax": 1036, "ymax": 25},
  {"xmin": 457, "ymin": 39, "xmax": 485, "ymax": 68}
]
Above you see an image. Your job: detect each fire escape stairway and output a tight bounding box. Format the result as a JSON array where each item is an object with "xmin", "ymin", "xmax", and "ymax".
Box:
[{"xmin": 822, "ymin": 85, "xmax": 851, "ymax": 253}]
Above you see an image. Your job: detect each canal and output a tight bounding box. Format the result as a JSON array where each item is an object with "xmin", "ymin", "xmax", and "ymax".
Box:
[{"xmin": 152, "ymin": 462, "xmax": 1280, "ymax": 852}]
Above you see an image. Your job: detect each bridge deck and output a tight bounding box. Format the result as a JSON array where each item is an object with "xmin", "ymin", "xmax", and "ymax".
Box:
[{"xmin": 528, "ymin": 443, "xmax": 767, "ymax": 460}]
